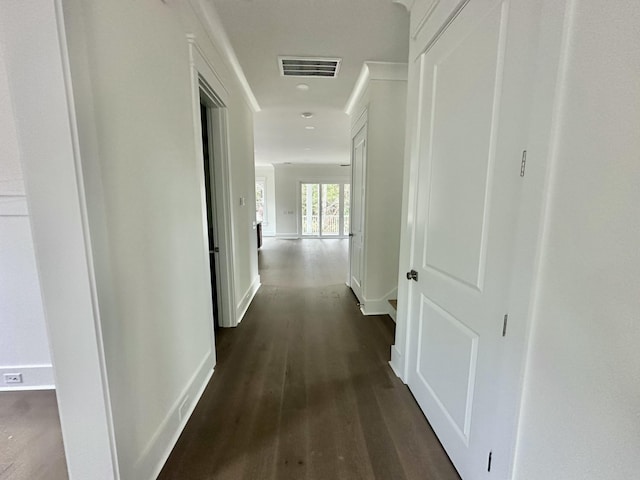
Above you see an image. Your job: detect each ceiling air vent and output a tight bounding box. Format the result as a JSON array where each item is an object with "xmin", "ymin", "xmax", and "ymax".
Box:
[{"xmin": 279, "ymin": 56, "xmax": 341, "ymax": 78}]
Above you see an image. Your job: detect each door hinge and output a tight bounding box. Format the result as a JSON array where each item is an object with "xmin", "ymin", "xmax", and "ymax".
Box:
[
  {"xmin": 502, "ymin": 314, "xmax": 508, "ymax": 337},
  {"xmin": 520, "ymin": 150, "xmax": 527, "ymax": 177},
  {"xmin": 487, "ymin": 450, "xmax": 493, "ymax": 472}
]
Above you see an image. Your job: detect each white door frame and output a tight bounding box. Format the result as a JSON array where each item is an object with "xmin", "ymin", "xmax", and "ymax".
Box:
[
  {"xmin": 391, "ymin": 0, "xmax": 575, "ymax": 477},
  {"xmin": 188, "ymin": 36, "xmax": 238, "ymax": 329}
]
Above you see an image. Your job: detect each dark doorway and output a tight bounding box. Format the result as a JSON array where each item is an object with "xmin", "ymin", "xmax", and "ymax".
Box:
[{"xmin": 200, "ymin": 101, "xmax": 220, "ymax": 330}]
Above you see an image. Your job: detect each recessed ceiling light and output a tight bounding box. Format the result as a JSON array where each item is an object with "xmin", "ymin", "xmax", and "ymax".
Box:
[
  {"xmin": 305, "ymin": 126, "xmax": 315, "ymax": 130},
  {"xmin": 296, "ymin": 83, "xmax": 310, "ymax": 91},
  {"xmin": 304, "ymin": 148, "xmax": 312, "ymax": 151},
  {"xmin": 301, "ymin": 112, "xmax": 313, "ymax": 119}
]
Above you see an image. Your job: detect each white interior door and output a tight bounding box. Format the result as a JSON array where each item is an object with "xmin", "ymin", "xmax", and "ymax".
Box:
[
  {"xmin": 349, "ymin": 124, "xmax": 366, "ymax": 303},
  {"xmin": 406, "ymin": 0, "xmax": 540, "ymax": 478}
]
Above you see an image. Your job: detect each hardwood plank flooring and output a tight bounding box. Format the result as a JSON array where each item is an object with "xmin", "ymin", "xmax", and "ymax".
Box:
[
  {"xmin": 159, "ymin": 238, "xmax": 460, "ymax": 480},
  {"xmin": 0, "ymin": 390, "xmax": 67, "ymax": 480}
]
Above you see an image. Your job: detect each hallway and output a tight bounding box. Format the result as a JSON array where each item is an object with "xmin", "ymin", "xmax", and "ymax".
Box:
[{"xmin": 159, "ymin": 239, "xmax": 459, "ymax": 479}]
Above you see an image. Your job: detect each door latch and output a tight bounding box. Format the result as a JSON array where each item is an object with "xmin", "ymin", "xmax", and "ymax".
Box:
[{"xmin": 406, "ymin": 269, "xmax": 418, "ymax": 281}]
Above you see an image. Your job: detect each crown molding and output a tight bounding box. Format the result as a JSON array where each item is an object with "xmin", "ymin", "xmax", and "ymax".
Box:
[
  {"xmin": 189, "ymin": 0, "xmax": 260, "ymax": 112},
  {"xmin": 392, "ymin": 0, "xmax": 415, "ymax": 12},
  {"xmin": 344, "ymin": 62, "xmax": 408, "ymax": 115}
]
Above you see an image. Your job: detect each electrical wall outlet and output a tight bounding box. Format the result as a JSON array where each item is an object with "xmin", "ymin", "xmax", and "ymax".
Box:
[{"xmin": 4, "ymin": 373, "xmax": 23, "ymax": 384}]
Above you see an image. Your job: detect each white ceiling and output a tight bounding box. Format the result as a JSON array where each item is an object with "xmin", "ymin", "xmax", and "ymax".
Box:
[{"xmin": 210, "ymin": 0, "xmax": 410, "ymax": 166}]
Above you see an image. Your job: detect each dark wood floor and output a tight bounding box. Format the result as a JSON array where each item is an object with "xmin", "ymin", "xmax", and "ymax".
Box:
[
  {"xmin": 160, "ymin": 238, "xmax": 459, "ymax": 480},
  {"xmin": 0, "ymin": 390, "xmax": 67, "ymax": 480}
]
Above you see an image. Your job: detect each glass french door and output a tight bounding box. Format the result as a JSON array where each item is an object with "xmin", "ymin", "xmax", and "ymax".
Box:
[{"xmin": 301, "ymin": 182, "xmax": 350, "ymax": 237}]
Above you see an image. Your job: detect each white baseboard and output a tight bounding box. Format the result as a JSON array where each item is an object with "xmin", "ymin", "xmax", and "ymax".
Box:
[
  {"xmin": 0, "ymin": 364, "xmax": 55, "ymax": 391},
  {"xmin": 275, "ymin": 233, "xmax": 300, "ymax": 240},
  {"xmin": 235, "ymin": 274, "xmax": 261, "ymax": 324},
  {"xmin": 133, "ymin": 351, "xmax": 215, "ymax": 480},
  {"xmin": 389, "ymin": 345, "xmax": 406, "ymax": 383},
  {"xmin": 360, "ymin": 287, "xmax": 398, "ymax": 316}
]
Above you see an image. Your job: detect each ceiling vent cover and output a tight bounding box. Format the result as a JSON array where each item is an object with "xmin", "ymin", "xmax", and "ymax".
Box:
[{"xmin": 279, "ymin": 56, "xmax": 342, "ymax": 78}]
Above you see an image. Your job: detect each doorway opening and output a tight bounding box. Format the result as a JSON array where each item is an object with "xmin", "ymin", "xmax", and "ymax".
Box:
[
  {"xmin": 197, "ymin": 76, "xmax": 236, "ymax": 332},
  {"xmin": 300, "ymin": 182, "xmax": 350, "ymax": 238},
  {"xmin": 200, "ymin": 100, "xmax": 221, "ymax": 330}
]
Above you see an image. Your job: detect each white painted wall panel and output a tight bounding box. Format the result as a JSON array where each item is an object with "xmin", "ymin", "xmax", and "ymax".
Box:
[
  {"xmin": 0, "ymin": 36, "xmax": 53, "ymax": 390},
  {"xmin": 1, "ymin": 0, "xmax": 259, "ymax": 476},
  {"xmin": 364, "ymin": 80, "xmax": 406, "ymax": 307},
  {"xmin": 514, "ymin": 1, "xmax": 640, "ymax": 478}
]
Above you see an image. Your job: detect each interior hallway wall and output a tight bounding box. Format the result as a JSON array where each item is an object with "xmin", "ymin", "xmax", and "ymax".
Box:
[
  {"xmin": 3, "ymin": 0, "xmax": 258, "ymax": 477},
  {"xmin": 0, "ymin": 39, "xmax": 53, "ymax": 390},
  {"xmin": 514, "ymin": 1, "xmax": 640, "ymax": 478}
]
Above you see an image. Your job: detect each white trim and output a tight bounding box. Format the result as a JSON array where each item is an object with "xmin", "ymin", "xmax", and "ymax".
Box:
[
  {"xmin": 411, "ymin": 0, "xmax": 440, "ymax": 40},
  {"xmin": 388, "ymin": 306, "xmax": 397, "ymax": 323},
  {"xmin": 392, "ymin": 0, "xmax": 416, "ymax": 12},
  {"xmin": 351, "ymin": 107, "xmax": 369, "ymax": 136},
  {"xmin": 367, "ymin": 62, "xmax": 409, "ymax": 81},
  {"xmin": 389, "ymin": 345, "xmax": 405, "ymax": 381},
  {"xmin": 0, "ymin": 365, "xmax": 55, "ymax": 391},
  {"xmin": 276, "ymin": 234, "xmax": 301, "ymax": 239},
  {"xmin": 360, "ymin": 287, "xmax": 398, "ymax": 316},
  {"xmin": 188, "ymin": 0, "xmax": 260, "ymax": 112},
  {"xmin": 235, "ymin": 275, "xmax": 261, "ymax": 324},
  {"xmin": 345, "ymin": 62, "xmax": 408, "ymax": 115},
  {"xmin": 135, "ymin": 354, "xmax": 215, "ymax": 480},
  {"xmin": 54, "ymin": 1, "xmax": 120, "ymax": 474},
  {"xmin": 187, "ymin": 35, "xmax": 229, "ymax": 105},
  {"xmin": 392, "ymin": 55, "xmax": 424, "ymax": 384},
  {"xmin": 345, "ymin": 65, "xmax": 371, "ymax": 115},
  {"xmin": 189, "ymin": 36, "xmax": 237, "ymax": 330}
]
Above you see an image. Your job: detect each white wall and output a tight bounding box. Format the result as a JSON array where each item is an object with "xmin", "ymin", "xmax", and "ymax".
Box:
[
  {"xmin": 2, "ymin": 0, "xmax": 258, "ymax": 478},
  {"xmin": 255, "ymin": 164, "xmax": 276, "ymax": 236},
  {"xmin": 514, "ymin": 1, "xmax": 640, "ymax": 478},
  {"xmin": 0, "ymin": 32, "xmax": 53, "ymax": 390},
  {"xmin": 348, "ymin": 63, "xmax": 407, "ymax": 315},
  {"xmin": 362, "ymin": 79, "xmax": 406, "ymax": 310},
  {"xmin": 273, "ymin": 163, "xmax": 351, "ymax": 237}
]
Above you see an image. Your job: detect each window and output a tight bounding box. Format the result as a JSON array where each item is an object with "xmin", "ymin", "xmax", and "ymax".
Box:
[
  {"xmin": 255, "ymin": 178, "xmax": 266, "ymax": 223},
  {"xmin": 300, "ymin": 182, "xmax": 350, "ymax": 237}
]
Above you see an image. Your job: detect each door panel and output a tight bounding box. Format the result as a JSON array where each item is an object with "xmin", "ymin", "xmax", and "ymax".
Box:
[
  {"xmin": 417, "ymin": 295, "xmax": 478, "ymax": 441},
  {"xmin": 424, "ymin": 8, "xmax": 503, "ymax": 289},
  {"xmin": 406, "ymin": 0, "xmax": 540, "ymax": 477}
]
